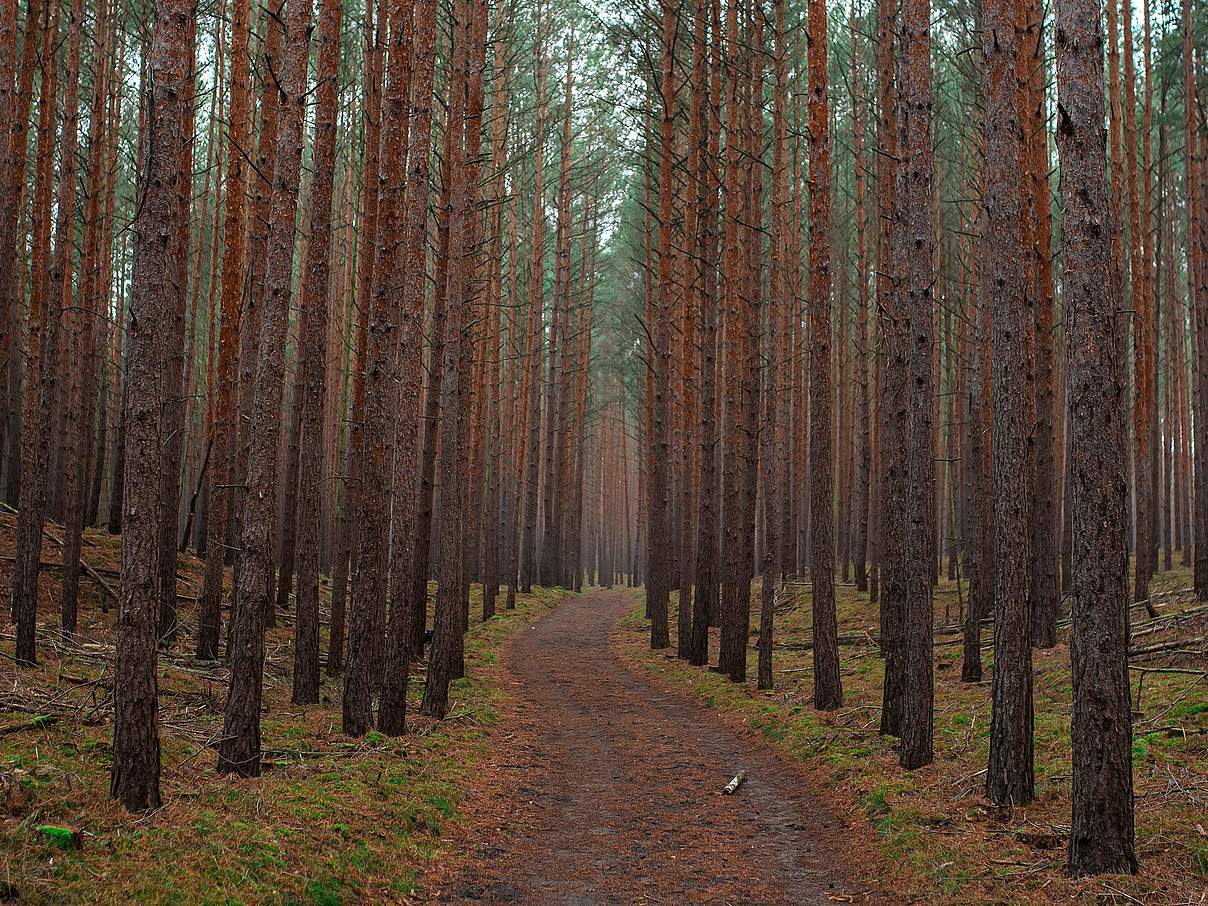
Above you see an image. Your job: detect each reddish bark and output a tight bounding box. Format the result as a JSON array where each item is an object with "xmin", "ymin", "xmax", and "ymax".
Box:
[
  {"xmin": 112, "ymin": 0, "xmax": 197, "ymax": 812},
  {"xmin": 1028, "ymin": 0, "xmax": 1059, "ymax": 648},
  {"xmin": 689, "ymin": 0, "xmax": 721, "ymax": 664},
  {"xmin": 0, "ymin": 0, "xmax": 43, "ymax": 504},
  {"xmin": 327, "ymin": 0, "xmax": 384, "ymax": 675},
  {"xmin": 219, "ymin": 0, "xmax": 312, "ymax": 776},
  {"xmin": 376, "ymin": 0, "xmax": 433, "ymax": 735},
  {"xmin": 519, "ymin": 11, "xmax": 548, "ymax": 594},
  {"xmin": 851, "ymin": 3, "xmax": 871, "ymax": 594},
  {"xmin": 293, "ymin": 0, "xmax": 342, "ymax": 705},
  {"xmin": 1055, "ymin": 0, "xmax": 1137, "ymax": 872},
  {"xmin": 985, "ymin": 0, "xmax": 1035, "ymax": 806},
  {"xmin": 646, "ymin": 0, "xmax": 677, "ymax": 651},
  {"xmin": 199, "ymin": 0, "xmax": 252, "ymax": 662},
  {"xmin": 807, "ymin": 0, "xmax": 841, "ymax": 711},
  {"xmin": 895, "ymin": 0, "xmax": 935, "ymax": 767},
  {"xmin": 10, "ymin": 0, "xmax": 61, "ymax": 665},
  {"xmin": 56, "ymin": 0, "xmax": 97, "ymax": 637},
  {"xmin": 420, "ymin": 0, "xmax": 486, "ymax": 718}
]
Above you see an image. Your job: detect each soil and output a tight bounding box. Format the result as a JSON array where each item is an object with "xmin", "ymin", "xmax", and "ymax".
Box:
[{"xmin": 429, "ymin": 589, "xmax": 889, "ymax": 905}]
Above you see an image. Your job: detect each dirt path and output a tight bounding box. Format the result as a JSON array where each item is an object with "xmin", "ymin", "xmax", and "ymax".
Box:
[{"xmin": 436, "ymin": 589, "xmax": 887, "ymax": 905}]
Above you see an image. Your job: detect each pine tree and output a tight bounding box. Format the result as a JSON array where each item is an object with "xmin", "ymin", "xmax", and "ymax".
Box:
[
  {"xmin": 219, "ymin": 0, "xmax": 313, "ymax": 776},
  {"xmin": 1056, "ymin": 0, "xmax": 1136, "ymax": 873},
  {"xmin": 985, "ymin": 0, "xmax": 1035, "ymax": 807},
  {"xmin": 112, "ymin": 0, "xmax": 198, "ymax": 812},
  {"xmin": 293, "ymin": 0, "xmax": 342, "ymax": 705}
]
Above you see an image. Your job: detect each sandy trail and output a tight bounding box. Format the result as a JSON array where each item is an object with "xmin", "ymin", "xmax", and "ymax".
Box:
[{"xmin": 436, "ymin": 589, "xmax": 887, "ymax": 905}]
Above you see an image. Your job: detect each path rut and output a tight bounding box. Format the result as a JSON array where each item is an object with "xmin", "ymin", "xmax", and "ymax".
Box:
[{"xmin": 437, "ymin": 589, "xmax": 888, "ymax": 905}]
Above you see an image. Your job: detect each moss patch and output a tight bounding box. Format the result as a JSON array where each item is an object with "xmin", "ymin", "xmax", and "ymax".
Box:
[{"xmin": 621, "ymin": 564, "xmax": 1208, "ymax": 905}]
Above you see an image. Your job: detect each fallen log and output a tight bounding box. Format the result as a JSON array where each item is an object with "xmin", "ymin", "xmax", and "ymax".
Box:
[
  {"xmin": 723, "ymin": 770, "xmax": 746, "ymax": 795},
  {"xmin": 1128, "ymin": 637, "xmax": 1207, "ymax": 658}
]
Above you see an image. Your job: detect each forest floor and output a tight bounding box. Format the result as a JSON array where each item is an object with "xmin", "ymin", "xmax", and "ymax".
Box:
[
  {"xmin": 621, "ymin": 565, "xmax": 1208, "ymax": 905},
  {"xmin": 428, "ymin": 588, "xmax": 884, "ymax": 904},
  {"xmin": 0, "ymin": 513, "xmax": 565, "ymax": 904}
]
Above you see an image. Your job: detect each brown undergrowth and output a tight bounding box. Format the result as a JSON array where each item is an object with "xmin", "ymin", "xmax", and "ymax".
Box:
[
  {"xmin": 0, "ymin": 513, "xmax": 564, "ymax": 904},
  {"xmin": 620, "ymin": 564, "xmax": 1208, "ymax": 905}
]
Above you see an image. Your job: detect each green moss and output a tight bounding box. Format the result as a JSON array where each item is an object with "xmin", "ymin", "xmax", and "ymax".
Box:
[{"xmin": 0, "ymin": 581, "xmax": 566, "ymax": 904}]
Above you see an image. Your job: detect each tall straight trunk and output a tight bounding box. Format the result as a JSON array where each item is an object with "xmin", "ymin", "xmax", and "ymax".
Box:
[
  {"xmin": 199, "ymin": 0, "xmax": 251, "ymax": 661},
  {"xmin": 1055, "ymin": 0, "xmax": 1137, "ymax": 873},
  {"xmin": 376, "ymin": 0, "xmax": 425, "ymax": 695},
  {"xmin": 807, "ymin": 0, "xmax": 841, "ymax": 711},
  {"xmin": 1029, "ymin": 0, "xmax": 1059, "ymax": 647},
  {"xmin": 378, "ymin": 0, "xmax": 434, "ymax": 733},
  {"xmin": 757, "ymin": 0, "xmax": 787, "ymax": 687},
  {"xmin": 985, "ymin": 0, "xmax": 1034, "ymax": 806},
  {"xmin": 519, "ymin": 10, "xmax": 548, "ymax": 594},
  {"xmin": 0, "ymin": 0, "xmax": 42, "ymax": 506},
  {"xmin": 1142, "ymin": 0, "xmax": 1157, "ymax": 579},
  {"xmin": 836, "ymin": 255, "xmax": 852, "ymax": 584},
  {"xmin": 963, "ymin": 85, "xmax": 994, "ymax": 677},
  {"xmin": 851, "ymin": 3, "xmax": 870, "ymax": 594},
  {"xmin": 737, "ymin": 5, "xmax": 763, "ymax": 660},
  {"xmin": 690, "ymin": 0, "xmax": 721, "ymax": 665},
  {"xmin": 895, "ymin": 0, "xmax": 934, "ymax": 767},
  {"xmin": 717, "ymin": 0, "xmax": 748, "ymax": 681},
  {"xmin": 219, "ymin": 0, "xmax": 312, "ymax": 776},
  {"xmin": 57, "ymin": 0, "xmax": 97, "ymax": 637},
  {"xmin": 1123, "ymin": 0, "xmax": 1151, "ymax": 605},
  {"xmin": 81, "ymin": 5, "xmax": 118, "ymax": 539},
  {"xmin": 328, "ymin": 0, "xmax": 384, "ymax": 675},
  {"xmin": 1187, "ymin": 0, "xmax": 1208, "ymax": 599},
  {"xmin": 0, "ymin": 0, "xmax": 17, "ymax": 485},
  {"xmin": 503, "ymin": 189, "xmax": 524, "ymax": 609},
  {"xmin": 112, "ymin": 0, "xmax": 195, "ymax": 812},
  {"xmin": 877, "ymin": 0, "xmax": 909, "ymax": 735},
  {"xmin": 156, "ymin": 16, "xmax": 197, "ymax": 647},
  {"xmin": 451, "ymin": 0, "xmax": 490, "ymax": 667},
  {"xmin": 234, "ymin": 0, "xmax": 284, "ymax": 621},
  {"xmin": 345, "ymin": 0, "xmax": 420, "ymax": 736},
  {"xmin": 292, "ymin": 0, "xmax": 341, "ymax": 705},
  {"xmin": 541, "ymin": 36, "xmax": 575, "ymax": 588},
  {"xmin": 646, "ymin": 0, "xmax": 676, "ymax": 651},
  {"xmin": 481, "ymin": 19, "xmax": 510, "ymax": 619},
  {"xmin": 274, "ymin": 372, "xmax": 305, "ymax": 616},
  {"xmin": 420, "ymin": 0, "xmax": 484, "ymax": 717},
  {"xmin": 409, "ymin": 113, "xmax": 453, "ymax": 655},
  {"xmin": 381, "ymin": 0, "xmax": 425, "ymax": 681},
  {"xmin": 180, "ymin": 9, "xmax": 223, "ymax": 559},
  {"xmin": 10, "ymin": 0, "xmax": 61, "ymax": 665},
  {"xmin": 678, "ymin": 0, "xmax": 705, "ymax": 653},
  {"xmin": 568, "ymin": 210, "xmax": 597, "ymax": 590}
]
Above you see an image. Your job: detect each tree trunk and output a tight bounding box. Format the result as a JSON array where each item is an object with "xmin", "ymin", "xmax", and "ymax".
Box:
[
  {"xmin": 807, "ymin": 0, "xmax": 841, "ymax": 711},
  {"xmin": 10, "ymin": 0, "xmax": 61, "ymax": 666},
  {"xmin": 219, "ymin": 0, "xmax": 312, "ymax": 776},
  {"xmin": 985, "ymin": 0, "xmax": 1035, "ymax": 806},
  {"xmin": 199, "ymin": 0, "xmax": 251, "ymax": 663},
  {"xmin": 112, "ymin": 0, "xmax": 196, "ymax": 811},
  {"xmin": 896, "ymin": 0, "xmax": 934, "ymax": 768},
  {"xmin": 293, "ymin": 0, "xmax": 342, "ymax": 705},
  {"xmin": 1028, "ymin": 0, "xmax": 1059, "ymax": 648},
  {"xmin": 55, "ymin": 0, "xmax": 93, "ymax": 638},
  {"xmin": 327, "ymin": 0, "xmax": 384, "ymax": 676},
  {"xmin": 1055, "ymin": 0, "xmax": 1137, "ymax": 872}
]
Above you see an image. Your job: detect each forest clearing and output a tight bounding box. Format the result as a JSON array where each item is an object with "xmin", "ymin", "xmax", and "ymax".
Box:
[{"xmin": 2, "ymin": 0, "xmax": 1208, "ymax": 900}]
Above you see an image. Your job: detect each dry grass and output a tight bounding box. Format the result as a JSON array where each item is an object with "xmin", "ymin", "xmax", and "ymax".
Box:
[
  {"xmin": 621, "ymin": 561, "xmax": 1208, "ymax": 905},
  {"xmin": 0, "ymin": 515, "xmax": 565, "ymax": 904}
]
